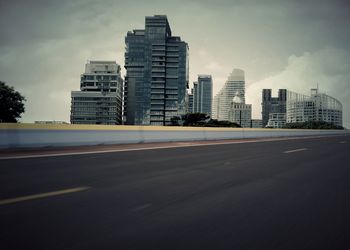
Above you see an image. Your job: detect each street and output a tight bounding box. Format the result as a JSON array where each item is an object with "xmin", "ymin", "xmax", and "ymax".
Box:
[{"xmin": 1, "ymin": 135, "xmax": 350, "ymax": 249}]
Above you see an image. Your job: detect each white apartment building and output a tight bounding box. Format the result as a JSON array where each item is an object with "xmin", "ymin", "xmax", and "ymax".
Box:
[{"xmin": 287, "ymin": 88, "xmax": 343, "ymax": 127}]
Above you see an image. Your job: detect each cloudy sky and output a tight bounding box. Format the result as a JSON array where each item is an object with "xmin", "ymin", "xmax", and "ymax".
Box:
[{"xmin": 1, "ymin": 0, "xmax": 350, "ymax": 127}]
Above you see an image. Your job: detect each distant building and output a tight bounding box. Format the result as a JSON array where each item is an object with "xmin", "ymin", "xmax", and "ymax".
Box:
[
  {"xmin": 250, "ymin": 119, "xmax": 262, "ymax": 128},
  {"xmin": 214, "ymin": 69, "xmax": 246, "ymax": 121},
  {"xmin": 266, "ymin": 113, "xmax": 286, "ymax": 128},
  {"xmin": 124, "ymin": 15, "xmax": 189, "ymax": 125},
  {"xmin": 192, "ymin": 75, "xmax": 213, "ymax": 116},
  {"xmin": 287, "ymin": 88, "xmax": 342, "ymax": 126},
  {"xmin": 262, "ymin": 89, "xmax": 287, "ymax": 127},
  {"xmin": 211, "ymin": 90, "xmax": 221, "ymax": 120},
  {"xmin": 70, "ymin": 61, "xmax": 123, "ymax": 125},
  {"xmin": 187, "ymin": 89, "xmax": 194, "ymax": 113},
  {"xmin": 228, "ymin": 95, "xmax": 252, "ymax": 128},
  {"xmin": 35, "ymin": 121, "xmax": 69, "ymax": 124}
]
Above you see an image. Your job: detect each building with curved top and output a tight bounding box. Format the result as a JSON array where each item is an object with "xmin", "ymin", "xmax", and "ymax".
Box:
[{"xmin": 287, "ymin": 88, "xmax": 343, "ymax": 127}]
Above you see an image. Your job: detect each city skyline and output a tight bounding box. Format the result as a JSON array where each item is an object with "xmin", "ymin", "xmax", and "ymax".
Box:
[{"xmin": 0, "ymin": 0, "xmax": 349, "ymax": 127}]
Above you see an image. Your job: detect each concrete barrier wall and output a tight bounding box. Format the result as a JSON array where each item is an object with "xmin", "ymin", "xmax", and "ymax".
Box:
[{"xmin": 0, "ymin": 123, "xmax": 348, "ymax": 148}]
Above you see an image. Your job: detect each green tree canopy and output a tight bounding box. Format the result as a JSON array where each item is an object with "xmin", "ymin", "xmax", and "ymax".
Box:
[
  {"xmin": 0, "ymin": 81, "xmax": 26, "ymax": 123},
  {"xmin": 182, "ymin": 113, "xmax": 209, "ymax": 126},
  {"xmin": 284, "ymin": 121, "xmax": 343, "ymax": 130},
  {"xmin": 169, "ymin": 113, "xmax": 241, "ymax": 128}
]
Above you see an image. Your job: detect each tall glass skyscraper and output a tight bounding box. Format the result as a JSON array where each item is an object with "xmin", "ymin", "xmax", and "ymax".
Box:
[
  {"xmin": 124, "ymin": 15, "xmax": 189, "ymax": 125},
  {"xmin": 193, "ymin": 75, "xmax": 213, "ymax": 116}
]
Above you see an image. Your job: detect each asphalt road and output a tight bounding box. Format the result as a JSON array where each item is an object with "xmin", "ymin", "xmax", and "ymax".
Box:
[{"xmin": 1, "ymin": 135, "xmax": 350, "ymax": 250}]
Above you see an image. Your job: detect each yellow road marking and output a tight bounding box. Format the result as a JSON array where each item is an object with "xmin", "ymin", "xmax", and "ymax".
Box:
[
  {"xmin": 0, "ymin": 186, "xmax": 90, "ymax": 205},
  {"xmin": 284, "ymin": 148, "xmax": 308, "ymax": 154}
]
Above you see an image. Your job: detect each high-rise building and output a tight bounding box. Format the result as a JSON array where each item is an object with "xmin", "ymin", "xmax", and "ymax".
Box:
[
  {"xmin": 70, "ymin": 61, "xmax": 123, "ymax": 125},
  {"xmin": 124, "ymin": 15, "xmax": 189, "ymax": 125},
  {"xmin": 187, "ymin": 89, "xmax": 194, "ymax": 113},
  {"xmin": 192, "ymin": 75, "xmax": 213, "ymax": 116},
  {"xmin": 287, "ymin": 88, "xmax": 342, "ymax": 126},
  {"xmin": 214, "ymin": 69, "xmax": 246, "ymax": 121},
  {"xmin": 212, "ymin": 89, "xmax": 223, "ymax": 120},
  {"xmin": 261, "ymin": 89, "xmax": 287, "ymax": 127}
]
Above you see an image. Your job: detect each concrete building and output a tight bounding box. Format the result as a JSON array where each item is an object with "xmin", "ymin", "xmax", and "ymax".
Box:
[
  {"xmin": 70, "ymin": 61, "xmax": 123, "ymax": 125},
  {"xmin": 287, "ymin": 88, "xmax": 343, "ymax": 127},
  {"xmin": 192, "ymin": 75, "xmax": 213, "ymax": 116},
  {"xmin": 262, "ymin": 89, "xmax": 287, "ymax": 127},
  {"xmin": 124, "ymin": 15, "xmax": 189, "ymax": 125},
  {"xmin": 214, "ymin": 69, "xmax": 246, "ymax": 121},
  {"xmin": 228, "ymin": 102, "xmax": 252, "ymax": 128},
  {"xmin": 250, "ymin": 119, "xmax": 263, "ymax": 128},
  {"xmin": 228, "ymin": 95, "xmax": 252, "ymax": 128},
  {"xmin": 35, "ymin": 121, "xmax": 69, "ymax": 124},
  {"xmin": 266, "ymin": 113, "xmax": 286, "ymax": 128}
]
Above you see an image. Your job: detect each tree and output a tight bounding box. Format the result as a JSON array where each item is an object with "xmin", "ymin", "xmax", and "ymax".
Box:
[
  {"xmin": 182, "ymin": 113, "xmax": 209, "ymax": 126},
  {"xmin": 170, "ymin": 116, "xmax": 181, "ymax": 126},
  {"xmin": 0, "ymin": 81, "xmax": 26, "ymax": 123},
  {"xmin": 284, "ymin": 121, "xmax": 343, "ymax": 130}
]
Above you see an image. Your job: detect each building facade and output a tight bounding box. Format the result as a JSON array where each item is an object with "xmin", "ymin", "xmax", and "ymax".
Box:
[
  {"xmin": 266, "ymin": 113, "xmax": 286, "ymax": 128},
  {"xmin": 192, "ymin": 75, "xmax": 213, "ymax": 116},
  {"xmin": 124, "ymin": 15, "xmax": 189, "ymax": 125},
  {"xmin": 214, "ymin": 69, "xmax": 246, "ymax": 121},
  {"xmin": 261, "ymin": 89, "xmax": 287, "ymax": 127},
  {"xmin": 228, "ymin": 101, "xmax": 252, "ymax": 128},
  {"xmin": 70, "ymin": 61, "xmax": 123, "ymax": 125},
  {"xmin": 187, "ymin": 89, "xmax": 194, "ymax": 113},
  {"xmin": 287, "ymin": 88, "xmax": 343, "ymax": 126},
  {"xmin": 250, "ymin": 119, "xmax": 263, "ymax": 128}
]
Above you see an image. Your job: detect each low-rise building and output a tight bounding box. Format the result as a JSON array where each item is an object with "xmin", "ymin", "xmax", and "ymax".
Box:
[
  {"xmin": 228, "ymin": 97, "xmax": 252, "ymax": 128},
  {"xmin": 266, "ymin": 113, "xmax": 286, "ymax": 128},
  {"xmin": 250, "ymin": 119, "xmax": 262, "ymax": 128},
  {"xmin": 287, "ymin": 88, "xmax": 342, "ymax": 127},
  {"xmin": 70, "ymin": 61, "xmax": 123, "ymax": 125}
]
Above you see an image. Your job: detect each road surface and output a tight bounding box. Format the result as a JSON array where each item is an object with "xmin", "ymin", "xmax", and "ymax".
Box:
[{"xmin": 1, "ymin": 135, "xmax": 350, "ymax": 249}]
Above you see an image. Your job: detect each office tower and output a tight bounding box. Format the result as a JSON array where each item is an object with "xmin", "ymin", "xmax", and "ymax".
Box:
[
  {"xmin": 187, "ymin": 89, "xmax": 194, "ymax": 113},
  {"xmin": 261, "ymin": 89, "xmax": 287, "ymax": 127},
  {"xmin": 214, "ymin": 69, "xmax": 246, "ymax": 121},
  {"xmin": 192, "ymin": 75, "xmax": 213, "ymax": 116},
  {"xmin": 212, "ymin": 89, "xmax": 223, "ymax": 120},
  {"xmin": 287, "ymin": 88, "xmax": 343, "ymax": 126},
  {"xmin": 70, "ymin": 61, "xmax": 123, "ymax": 125},
  {"xmin": 124, "ymin": 15, "xmax": 189, "ymax": 125}
]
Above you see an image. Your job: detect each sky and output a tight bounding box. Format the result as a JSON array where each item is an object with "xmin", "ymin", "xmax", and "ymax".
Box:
[{"xmin": 1, "ymin": 0, "xmax": 350, "ymax": 127}]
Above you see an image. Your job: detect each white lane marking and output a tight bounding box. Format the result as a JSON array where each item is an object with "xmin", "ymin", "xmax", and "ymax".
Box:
[
  {"xmin": 0, "ymin": 186, "xmax": 90, "ymax": 206},
  {"xmin": 0, "ymin": 135, "xmax": 339, "ymax": 160},
  {"xmin": 131, "ymin": 203, "xmax": 152, "ymax": 212},
  {"xmin": 339, "ymin": 141, "xmax": 347, "ymax": 144},
  {"xmin": 284, "ymin": 148, "xmax": 308, "ymax": 154}
]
